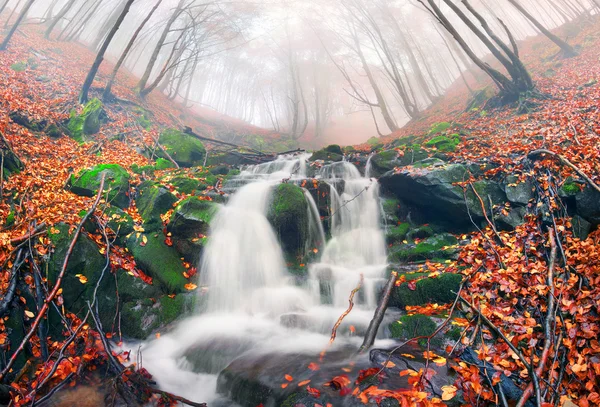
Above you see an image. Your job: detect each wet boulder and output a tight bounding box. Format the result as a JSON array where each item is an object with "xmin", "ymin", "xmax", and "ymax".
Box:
[
  {"xmin": 125, "ymin": 233, "xmax": 189, "ymax": 294},
  {"xmin": 104, "ymin": 205, "xmax": 134, "ymax": 242},
  {"xmin": 135, "ymin": 181, "xmax": 178, "ymax": 231},
  {"xmin": 168, "ymin": 197, "xmax": 217, "ymax": 263},
  {"xmin": 267, "ymin": 183, "xmax": 308, "ymax": 256},
  {"xmin": 158, "ymin": 128, "xmax": 206, "ymax": 167},
  {"xmin": 120, "ymin": 294, "xmax": 196, "ymax": 339},
  {"xmin": 70, "ymin": 164, "xmax": 131, "ymax": 209},
  {"xmin": 380, "ymin": 163, "xmax": 507, "ymax": 230}
]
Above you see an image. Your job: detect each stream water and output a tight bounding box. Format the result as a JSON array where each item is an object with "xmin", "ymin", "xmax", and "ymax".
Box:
[{"xmin": 138, "ymin": 154, "xmax": 392, "ymax": 405}]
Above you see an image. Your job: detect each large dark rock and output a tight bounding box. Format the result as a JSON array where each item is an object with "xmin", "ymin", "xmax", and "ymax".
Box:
[
  {"xmin": 70, "ymin": 164, "xmax": 131, "ymax": 209},
  {"xmin": 575, "ymin": 185, "xmax": 600, "ymax": 225},
  {"xmin": 0, "ymin": 147, "xmax": 23, "ymax": 179},
  {"xmin": 309, "ymin": 145, "xmax": 344, "ymax": 162},
  {"xmin": 504, "ymin": 175, "xmax": 535, "ymax": 205},
  {"xmin": 389, "ymin": 272, "xmax": 462, "ymax": 309},
  {"xmin": 380, "ymin": 163, "xmax": 507, "ymax": 230}
]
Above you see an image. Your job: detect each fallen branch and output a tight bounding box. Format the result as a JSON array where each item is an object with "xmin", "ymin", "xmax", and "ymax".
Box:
[
  {"xmin": 320, "ymin": 274, "xmax": 363, "ymax": 360},
  {"xmin": 469, "ymin": 182, "xmax": 504, "ymax": 245},
  {"xmin": 150, "ymin": 389, "xmax": 207, "ymax": 407},
  {"xmin": 9, "ymin": 223, "xmax": 47, "ymax": 246},
  {"xmin": 0, "ymin": 174, "xmax": 106, "ymax": 383},
  {"xmin": 528, "ymin": 149, "xmax": 600, "ymax": 194},
  {"xmin": 358, "ymin": 272, "xmax": 397, "ymax": 354}
]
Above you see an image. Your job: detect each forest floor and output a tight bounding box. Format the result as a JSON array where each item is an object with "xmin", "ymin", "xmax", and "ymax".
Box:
[{"xmin": 0, "ymin": 14, "xmax": 599, "ymax": 407}]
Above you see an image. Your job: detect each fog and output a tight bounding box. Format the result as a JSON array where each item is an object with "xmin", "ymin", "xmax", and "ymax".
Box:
[{"xmin": 14, "ymin": 0, "xmax": 594, "ymax": 147}]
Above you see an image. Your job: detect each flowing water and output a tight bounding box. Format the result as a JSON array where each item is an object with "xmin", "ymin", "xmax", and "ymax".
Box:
[{"xmin": 137, "ymin": 154, "xmax": 390, "ymax": 405}]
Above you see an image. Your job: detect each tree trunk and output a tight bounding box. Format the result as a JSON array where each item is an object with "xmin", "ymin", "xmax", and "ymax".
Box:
[
  {"xmin": 0, "ymin": 0, "xmax": 37, "ymax": 51},
  {"xmin": 44, "ymin": 0, "xmax": 76, "ymax": 39},
  {"xmin": 137, "ymin": 0, "xmax": 184, "ymax": 93},
  {"xmin": 507, "ymin": 0, "xmax": 578, "ymax": 57},
  {"xmin": 0, "ymin": 0, "xmax": 10, "ymax": 15},
  {"xmin": 79, "ymin": 0, "xmax": 135, "ymax": 104},
  {"xmin": 103, "ymin": 0, "xmax": 163, "ymax": 100}
]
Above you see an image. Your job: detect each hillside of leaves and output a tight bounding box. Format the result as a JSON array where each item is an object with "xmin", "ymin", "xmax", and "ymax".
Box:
[{"xmin": 0, "ymin": 12, "xmax": 599, "ymax": 407}]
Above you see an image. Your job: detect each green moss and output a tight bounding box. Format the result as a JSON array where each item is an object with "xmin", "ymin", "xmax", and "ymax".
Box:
[
  {"xmin": 135, "ymin": 181, "xmax": 178, "ymax": 230},
  {"xmin": 428, "ymin": 122, "xmax": 452, "ymax": 135},
  {"xmin": 425, "ymin": 134, "xmax": 460, "ymax": 152},
  {"xmin": 407, "ymin": 225, "xmax": 435, "ymax": 240},
  {"xmin": 70, "ymin": 164, "xmax": 130, "ymax": 209},
  {"xmin": 46, "ymin": 123, "xmax": 61, "ymax": 138},
  {"xmin": 155, "ymin": 158, "xmax": 175, "ymax": 170},
  {"xmin": 390, "ymin": 273, "xmax": 462, "ymax": 308},
  {"xmin": 5, "ymin": 211, "xmax": 15, "ymax": 227},
  {"xmin": 268, "ymin": 183, "xmax": 308, "ymax": 256},
  {"xmin": 67, "ymin": 98, "xmax": 104, "ymax": 142},
  {"xmin": 169, "ymin": 197, "xmax": 217, "ymax": 238},
  {"xmin": 169, "ymin": 177, "xmax": 202, "ymax": 194},
  {"xmin": 389, "ymin": 233, "xmax": 458, "ymax": 262},
  {"xmin": 309, "ymin": 148, "xmax": 343, "ymax": 162},
  {"xmin": 10, "ymin": 61, "xmax": 27, "ymax": 72},
  {"xmin": 386, "ymin": 223, "xmax": 410, "ymax": 244},
  {"xmin": 158, "ymin": 128, "xmax": 206, "ymax": 167},
  {"xmin": 389, "ymin": 314, "xmax": 437, "ymax": 345},
  {"xmin": 126, "ymin": 233, "xmax": 189, "ymax": 293},
  {"xmin": 561, "ymin": 181, "xmax": 581, "ymax": 196}
]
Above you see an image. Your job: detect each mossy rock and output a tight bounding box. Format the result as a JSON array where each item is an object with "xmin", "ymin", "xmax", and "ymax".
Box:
[
  {"xmin": 125, "ymin": 233, "xmax": 189, "ymax": 294},
  {"xmin": 10, "ymin": 61, "xmax": 27, "ymax": 72},
  {"xmin": 382, "ymin": 197, "xmax": 400, "ymax": 225},
  {"xmin": 309, "ymin": 145, "xmax": 343, "ymax": 162},
  {"xmin": 390, "ymin": 272, "xmax": 462, "ymax": 308},
  {"xmin": 370, "ymin": 150, "xmax": 400, "ymax": 177},
  {"xmin": 105, "ymin": 206, "xmax": 134, "ymax": 240},
  {"xmin": 120, "ymin": 294, "xmax": 196, "ymax": 339},
  {"xmin": 389, "ymin": 233, "xmax": 458, "ymax": 262},
  {"xmin": 424, "ymin": 134, "xmax": 460, "ymax": 152},
  {"xmin": 466, "ymin": 86, "xmax": 495, "ymax": 111},
  {"xmin": 154, "ymin": 157, "xmax": 175, "ymax": 170},
  {"xmin": 67, "ymin": 98, "xmax": 105, "ymax": 142},
  {"xmin": 389, "ymin": 314, "xmax": 438, "ymax": 345},
  {"xmin": 407, "ymin": 225, "xmax": 435, "ymax": 240},
  {"xmin": 505, "ymin": 175, "xmax": 535, "ymax": 205},
  {"xmin": 47, "ymin": 223, "xmax": 106, "ymax": 314},
  {"xmin": 158, "ymin": 128, "xmax": 206, "ymax": 167},
  {"xmin": 168, "ymin": 176, "xmax": 203, "ymax": 194},
  {"xmin": 428, "ymin": 122, "xmax": 452, "ymax": 135},
  {"xmin": 46, "ymin": 123, "xmax": 62, "ymax": 138},
  {"xmin": 70, "ymin": 164, "xmax": 131, "ymax": 209},
  {"xmin": 267, "ymin": 183, "xmax": 308, "ymax": 256},
  {"xmin": 169, "ymin": 197, "xmax": 218, "ymax": 239},
  {"xmin": 135, "ymin": 181, "xmax": 178, "ymax": 231},
  {"xmin": 386, "ymin": 223, "xmax": 410, "ymax": 244}
]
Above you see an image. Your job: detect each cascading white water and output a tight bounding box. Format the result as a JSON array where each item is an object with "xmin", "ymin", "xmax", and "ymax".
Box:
[
  {"xmin": 138, "ymin": 153, "xmax": 390, "ymax": 405},
  {"xmin": 311, "ymin": 161, "xmax": 387, "ymax": 308},
  {"xmin": 200, "ymin": 181, "xmax": 312, "ymax": 315}
]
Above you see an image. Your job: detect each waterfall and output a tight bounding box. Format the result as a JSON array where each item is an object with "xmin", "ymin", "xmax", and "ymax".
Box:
[
  {"xmin": 139, "ymin": 153, "xmax": 390, "ymax": 405},
  {"xmin": 311, "ymin": 161, "xmax": 387, "ymax": 308}
]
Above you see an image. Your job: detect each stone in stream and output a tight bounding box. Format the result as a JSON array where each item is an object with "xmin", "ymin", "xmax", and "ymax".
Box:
[{"xmin": 216, "ymin": 345, "xmax": 452, "ymax": 407}]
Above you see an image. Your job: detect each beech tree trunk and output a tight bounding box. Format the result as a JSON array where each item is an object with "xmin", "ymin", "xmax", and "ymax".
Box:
[
  {"xmin": 507, "ymin": 0, "xmax": 578, "ymax": 57},
  {"xmin": 0, "ymin": 0, "xmax": 37, "ymax": 50},
  {"xmin": 103, "ymin": 0, "xmax": 162, "ymax": 100},
  {"xmin": 79, "ymin": 0, "xmax": 135, "ymax": 104},
  {"xmin": 44, "ymin": 0, "xmax": 76, "ymax": 39}
]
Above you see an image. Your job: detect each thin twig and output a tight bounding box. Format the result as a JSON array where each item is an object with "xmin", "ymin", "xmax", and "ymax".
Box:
[{"xmin": 528, "ymin": 149, "xmax": 600, "ymax": 194}]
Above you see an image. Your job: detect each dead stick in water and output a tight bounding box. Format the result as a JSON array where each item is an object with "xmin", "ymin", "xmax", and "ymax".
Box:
[
  {"xmin": 358, "ymin": 272, "xmax": 397, "ymax": 354},
  {"xmin": 319, "ymin": 274, "xmax": 363, "ymax": 360}
]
